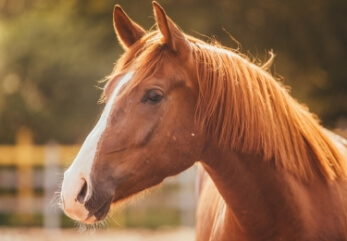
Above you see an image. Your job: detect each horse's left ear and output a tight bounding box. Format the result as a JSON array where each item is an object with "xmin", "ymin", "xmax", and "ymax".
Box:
[{"xmin": 152, "ymin": 1, "xmax": 191, "ymax": 54}]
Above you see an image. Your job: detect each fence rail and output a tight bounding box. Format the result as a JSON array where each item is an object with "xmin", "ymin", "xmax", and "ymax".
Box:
[{"xmin": 0, "ymin": 130, "xmax": 80, "ymax": 166}]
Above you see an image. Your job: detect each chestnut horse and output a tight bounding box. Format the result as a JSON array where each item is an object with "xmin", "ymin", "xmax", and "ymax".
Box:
[{"xmin": 61, "ymin": 2, "xmax": 347, "ymax": 240}]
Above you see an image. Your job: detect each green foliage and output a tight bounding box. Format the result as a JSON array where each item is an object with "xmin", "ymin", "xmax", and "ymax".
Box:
[
  {"xmin": 0, "ymin": 0, "xmax": 117, "ymax": 144},
  {"xmin": 0, "ymin": 213, "xmax": 43, "ymax": 226},
  {"xmin": 118, "ymin": 208, "xmax": 180, "ymax": 229},
  {"xmin": 0, "ymin": 0, "xmax": 346, "ymax": 144}
]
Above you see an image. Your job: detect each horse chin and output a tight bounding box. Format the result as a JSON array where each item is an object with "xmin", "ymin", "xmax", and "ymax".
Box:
[
  {"xmin": 84, "ymin": 193, "xmax": 130, "ymax": 223},
  {"xmin": 84, "ymin": 195, "xmax": 113, "ymax": 224}
]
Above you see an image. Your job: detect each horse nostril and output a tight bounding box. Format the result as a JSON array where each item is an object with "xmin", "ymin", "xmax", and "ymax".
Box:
[{"xmin": 76, "ymin": 179, "xmax": 88, "ymax": 204}]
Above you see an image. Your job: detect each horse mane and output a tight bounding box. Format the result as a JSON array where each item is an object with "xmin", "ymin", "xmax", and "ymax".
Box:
[
  {"xmin": 106, "ymin": 31, "xmax": 347, "ymax": 181},
  {"xmin": 192, "ymin": 42, "xmax": 347, "ymax": 181}
]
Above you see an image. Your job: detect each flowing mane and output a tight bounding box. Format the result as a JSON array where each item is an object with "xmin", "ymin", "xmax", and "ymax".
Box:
[
  {"xmin": 61, "ymin": 4, "xmax": 347, "ymax": 237},
  {"xmin": 192, "ymin": 42, "xmax": 347, "ymax": 181},
  {"xmin": 106, "ymin": 31, "xmax": 347, "ymax": 181}
]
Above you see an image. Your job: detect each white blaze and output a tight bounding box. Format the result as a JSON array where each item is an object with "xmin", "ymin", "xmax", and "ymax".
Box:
[{"xmin": 61, "ymin": 71, "xmax": 134, "ymax": 220}]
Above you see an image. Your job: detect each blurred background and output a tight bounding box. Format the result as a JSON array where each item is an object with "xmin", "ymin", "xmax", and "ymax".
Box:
[{"xmin": 0, "ymin": 0, "xmax": 346, "ymax": 239}]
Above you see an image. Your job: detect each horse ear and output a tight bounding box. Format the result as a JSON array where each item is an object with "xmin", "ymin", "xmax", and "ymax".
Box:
[
  {"xmin": 152, "ymin": 1, "xmax": 191, "ymax": 54},
  {"xmin": 113, "ymin": 5, "xmax": 146, "ymax": 49}
]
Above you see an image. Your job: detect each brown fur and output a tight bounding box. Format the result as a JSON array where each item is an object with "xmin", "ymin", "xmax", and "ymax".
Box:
[
  {"xmin": 105, "ymin": 28, "xmax": 346, "ymax": 181},
  {"xmin": 63, "ymin": 3, "xmax": 347, "ymax": 240}
]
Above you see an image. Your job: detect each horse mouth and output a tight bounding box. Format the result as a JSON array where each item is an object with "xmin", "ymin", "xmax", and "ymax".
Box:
[
  {"xmin": 85, "ymin": 198, "xmax": 113, "ymax": 222},
  {"xmin": 84, "ymin": 192, "xmax": 127, "ymax": 223},
  {"xmin": 94, "ymin": 201, "xmax": 112, "ymax": 221}
]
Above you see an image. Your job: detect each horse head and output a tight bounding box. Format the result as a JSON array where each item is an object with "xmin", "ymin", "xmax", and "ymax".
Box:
[{"xmin": 61, "ymin": 2, "xmax": 204, "ymax": 223}]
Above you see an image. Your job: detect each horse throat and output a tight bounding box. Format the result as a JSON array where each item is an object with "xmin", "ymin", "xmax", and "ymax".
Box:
[{"xmin": 200, "ymin": 148, "xmax": 307, "ymax": 239}]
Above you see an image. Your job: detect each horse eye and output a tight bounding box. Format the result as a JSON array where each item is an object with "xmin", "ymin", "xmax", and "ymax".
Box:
[{"xmin": 143, "ymin": 89, "xmax": 164, "ymax": 104}]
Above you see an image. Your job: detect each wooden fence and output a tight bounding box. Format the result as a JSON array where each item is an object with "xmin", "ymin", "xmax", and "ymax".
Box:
[
  {"xmin": 0, "ymin": 127, "xmax": 80, "ymax": 228},
  {"xmin": 0, "ymin": 127, "xmax": 197, "ymax": 228}
]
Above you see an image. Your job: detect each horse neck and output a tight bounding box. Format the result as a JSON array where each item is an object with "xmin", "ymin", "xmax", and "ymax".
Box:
[{"xmin": 200, "ymin": 145, "xmax": 309, "ymax": 237}]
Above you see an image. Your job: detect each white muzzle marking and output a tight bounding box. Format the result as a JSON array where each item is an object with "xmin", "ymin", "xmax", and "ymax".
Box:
[{"xmin": 61, "ymin": 71, "xmax": 134, "ymax": 222}]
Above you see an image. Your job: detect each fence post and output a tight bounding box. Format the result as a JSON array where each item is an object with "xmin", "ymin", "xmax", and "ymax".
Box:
[
  {"xmin": 15, "ymin": 127, "xmax": 34, "ymax": 223},
  {"xmin": 178, "ymin": 166, "xmax": 196, "ymax": 226},
  {"xmin": 43, "ymin": 141, "xmax": 61, "ymax": 230}
]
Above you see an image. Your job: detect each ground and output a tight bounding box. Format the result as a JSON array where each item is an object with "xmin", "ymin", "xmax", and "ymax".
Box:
[{"xmin": 0, "ymin": 227, "xmax": 195, "ymax": 241}]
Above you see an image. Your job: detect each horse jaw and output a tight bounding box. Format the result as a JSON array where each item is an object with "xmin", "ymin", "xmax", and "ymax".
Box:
[{"xmin": 60, "ymin": 72, "xmax": 134, "ymax": 223}]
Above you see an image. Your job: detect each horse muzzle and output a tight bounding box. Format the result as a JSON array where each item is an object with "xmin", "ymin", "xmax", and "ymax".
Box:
[{"xmin": 61, "ymin": 169, "xmax": 97, "ymax": 224}]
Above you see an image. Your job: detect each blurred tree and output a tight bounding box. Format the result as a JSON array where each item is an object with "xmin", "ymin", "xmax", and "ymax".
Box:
[
  {"xmin": 0, "ymin": 0, "xmax": 117, "ymax": 143},
  {"xmin": 0, "ymin": 0, "xmax": 346, "ymax": 144}
]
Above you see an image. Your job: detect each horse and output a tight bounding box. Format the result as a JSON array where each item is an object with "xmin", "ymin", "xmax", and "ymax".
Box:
[{"xmin": 60, "ymin": 2, "xmax": 347, "ymax": 240}]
